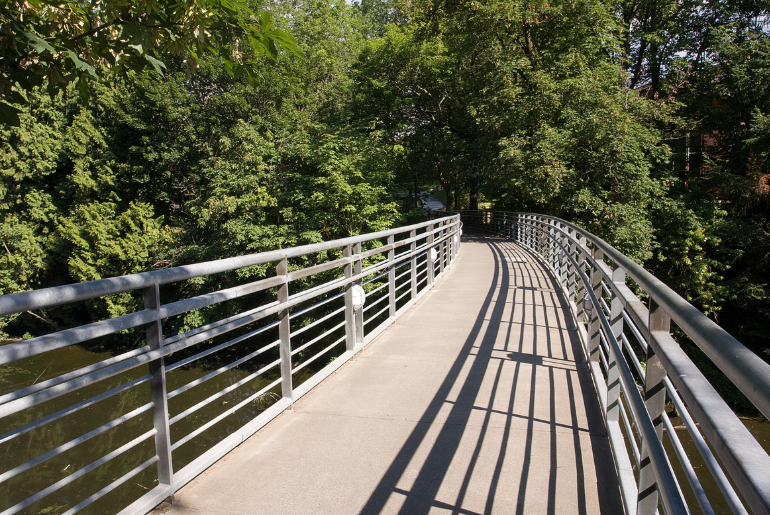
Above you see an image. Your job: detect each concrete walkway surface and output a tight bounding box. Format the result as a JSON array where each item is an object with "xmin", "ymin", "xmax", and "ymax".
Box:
[{"xmin": 156, "ymin": 233, "xmax": 623, "ymax": 515}]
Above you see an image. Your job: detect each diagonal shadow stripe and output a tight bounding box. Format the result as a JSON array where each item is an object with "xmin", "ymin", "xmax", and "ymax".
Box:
[{"xmin": 358, "ymin": 235, "xmax": 507, "ymax": 515}]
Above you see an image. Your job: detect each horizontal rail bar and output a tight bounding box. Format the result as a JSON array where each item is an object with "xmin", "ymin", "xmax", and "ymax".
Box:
[
  {"xmin": 291, "ymin": 306, "xmax": 345, "ymax": 338},
  {"xmin": 163, "ymin": 301, "xmax": 279, "ymax": 346},
  {"xmin": 0, "ymin": 216, "xmax": 458, "ymax": 316},
  {"xmin": 167, "ymin": 320, "xmax": 280, "ymax": 372},
  {"xmin": 291, "ymin": 322, "xmax": 345, "ymax": 357},
  {"xmin": 61, "ymin": 455, "xmax": 159, "ymax": 515},
  {"xmin": 365, "ymin": 282, "xmax": 388, "ymax": 297},
  {"xmin": 1, "ymin": 429, "xmax": 156, "ymax": 515},
  {"xmin": 0, "ymin": 373, "xmax": 151, "ymax": 445},
  {"xmin": 363, "ymin": 270, "xmax": 389, "ymax": 286},
  {"xmin": 291, "ymin": 336, "xmax": 346, "ymax": 375},
  {"xmin": 0, "ymin": 345, "xmax": 150, "ymax": 406},
  {"xmin": 363, "ymin": 292, "xmax": 389, "ymax": 313},
  {"xmin": 167, "ymin": 341, "xmax": 281, "ymax": 400},
  {"xmin": 169, "ymin": 357, "xmax": 282, "ymax": 425},
  {"xmin": 662, "ymin": 408, "xmax": 715, "ymax": 515},
  {"xmin": 618, "ymin": 397, "xmax": 640, "ymax": 466},
  {"xmin": 287, "ymin": 257, "xmax": 349, "ymax": 282},
  {"xmin": 0, "ymin": 402, "xmax": 154, "ymax": 484},
  {"xmin": 364, "ymin": 305, "xmax": 390, "ymax": 325},
  {"xmin": 170, "ymin": 377, "xmax": 282, "ymax": 452},
  {"xmin": 159, "ymin": 276, "xmax": 286, "ymax": 320},
  {"xmin": 289, "ymin": 292, "xmax": 344, "ymax": 321},
  {"xmin": 0, "ymin": 309, "xmax": 156, "ymax": 365},
  {"xmin": 664, "ymin": 377, "xmax": 747, "ymax": 515}
]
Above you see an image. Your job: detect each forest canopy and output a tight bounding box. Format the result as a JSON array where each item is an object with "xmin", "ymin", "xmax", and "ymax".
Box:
[{"xmin": 1, "ymin": 0, "xmax": 769, "ymax": 392}]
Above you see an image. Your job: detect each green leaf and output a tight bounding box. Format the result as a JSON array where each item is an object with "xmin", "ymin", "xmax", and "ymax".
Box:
[
  {"xmin": 144, "ymin": 55, "xmax": 167, "ymax": 75},
  {"xmin": 65, "ymin": 51, "xmax": 98, "ymax": 78},
  {"xmin": 0, "ymin": 101, "xmax": 22, "ymax": 126},
  {"xmin": 76, "ymin": 76, "xmax": 91, "ymax": 102},
  {"xmin": 20, "ymin": 30, "xmax": 55, "ymax": 54}
]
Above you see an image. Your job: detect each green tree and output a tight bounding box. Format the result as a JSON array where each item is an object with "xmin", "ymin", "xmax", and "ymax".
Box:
[{"xmin": 0, "ymin": 0, "xmax": 300, "ymax": 125}]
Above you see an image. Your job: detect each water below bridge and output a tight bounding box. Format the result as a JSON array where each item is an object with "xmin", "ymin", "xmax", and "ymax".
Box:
[{"xmin": 155, "ymin": 233, "xmax": 624, "ymax": 514}]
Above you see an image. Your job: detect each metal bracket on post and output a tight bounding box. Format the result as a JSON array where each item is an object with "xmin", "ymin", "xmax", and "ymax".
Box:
[
  {"xmin": 637, "ymin": 298, "xmax": 670, "ymax": 515},
  {"xmin": 427, "ymin": 223, "xmax": 435, "ymax": 286},
  {"xmin": 276, "ymin": 256, "xmax": 293, "ymax": 409},
  {"xmin": 388, "ymin": 235, "xmax": 396, "ymax": 318},
  {"xmin": 144, "ymin": 282, "xmax": 174, "ymax": 501}
]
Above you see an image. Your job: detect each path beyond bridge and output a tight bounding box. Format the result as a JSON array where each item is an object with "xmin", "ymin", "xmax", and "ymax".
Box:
[{"xmin": 157, "ymin": 233, "xmax": 623, "ymax": 514}]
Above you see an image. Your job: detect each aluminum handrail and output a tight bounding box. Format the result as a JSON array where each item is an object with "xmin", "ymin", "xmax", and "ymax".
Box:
[
  {"xmin": 0, "ymin": 215, "xmax": 461, "ymax": 515},
  {"xmin": 0, "ymin": 218, "xmax": 454, "ymax": 316},
  {"xmin": 456, "ymin": 210, "xmax": 770, "ymax": 515}
]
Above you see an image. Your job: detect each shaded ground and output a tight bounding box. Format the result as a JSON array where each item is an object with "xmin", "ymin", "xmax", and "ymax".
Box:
[{"xmin": 156, "ymin": 232, "xmax": 622, "ymax": 515}]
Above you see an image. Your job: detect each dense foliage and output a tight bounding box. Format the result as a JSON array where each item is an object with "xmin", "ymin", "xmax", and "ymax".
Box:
[
  {"xmin": 1, "ymin": 0, "xmax": 769, "ymax": 402},
  {"xmin": 0, "ymin": 0, "xmax": 300, "ymax": 124}
]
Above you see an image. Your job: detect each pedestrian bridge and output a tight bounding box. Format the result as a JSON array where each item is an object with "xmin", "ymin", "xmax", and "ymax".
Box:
[{"xmin": 0, "ymin": 213, "xmax": 769, "ymax": 515}]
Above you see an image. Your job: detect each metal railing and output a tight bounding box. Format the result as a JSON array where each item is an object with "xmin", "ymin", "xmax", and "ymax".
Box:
[
  {"xmin": 459, "ymin": 210, "xmax": 770, "ymax": 515},
  {"xmin": 0, "ymin": 214, "xmax": 461, "ymax": 515}
]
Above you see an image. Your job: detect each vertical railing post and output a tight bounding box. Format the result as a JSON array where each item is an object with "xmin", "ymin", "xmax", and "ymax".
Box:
[
  {"xmin": 560, "ymin": 225, "xmax": 569, "ymax": 290},
  {"xmin": 522, "ymin": 215, "xmax": 528, "ymax": 247},
  {"xmin": 515, "ymin": 213, "xmax": 520, "ymax": 242},
  {"xmin": 410, "ymin": 230, "xmax": 417, "ymax": 299},
  {"xmin": 547, "ymin": 218, "xmax": 556, "ymax": 270},
  {"xmin": 588, "ymin": 247, "xmax": 604, "ymax": 366},
  {"xmin": 576, "ymin": 236, "xmax": 588, "ymax": 321},
  {"xmin": 502, "ymin": 212, "xmax": 508, "ymax": 239},
  {"xmin": 388, "ymin": 235, "xmax": 396, "ymax": 319},
  {"xmin": 276, "ymin": 256, "xmax": 293, "ymax": 406},
  {"xmin": 439, "ymin": 220, "xmax": 446, "ymax": 276},
  {"xmin": 353, "ymin": 242, "xmax": 364, "ymax": 347},
  {"xmin": 344, "ymin": 245, "xmax": 357, "ymax": 351},
  {"xmin": 144, "ymin": 283, "xmax": 174, "ymax": 499},
  {"xmin": 455, "ymin": 216, "xmax": 460, "ymax": 260},
  {"xmin": 568, "ymin": 229, "xmax": 578, "ymax": 305},
  {"xmin": 427, "ymin": 223, "xmax": 435, "ymax": 286},
  {"xmin": 606, "ymin": 265, "xmax": 626, "ymax": 423},
  {"xmin": 530, "ymin": 216, "xmax": 536, "ymax": 250},
  {"xmin": 637, "ymin": 299, "xmax": 670, "ymax": 515}
]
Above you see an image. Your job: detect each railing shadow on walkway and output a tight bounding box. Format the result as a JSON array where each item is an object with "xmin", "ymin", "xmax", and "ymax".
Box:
[{"xmin": 359, "ymin": 231, "xmax": 623, "ymax": 515}]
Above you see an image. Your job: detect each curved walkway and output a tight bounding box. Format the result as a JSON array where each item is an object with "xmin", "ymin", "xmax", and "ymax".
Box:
[{"xmin": 157, "ymin": 233, "xmax": 622, "ymax": 515}]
